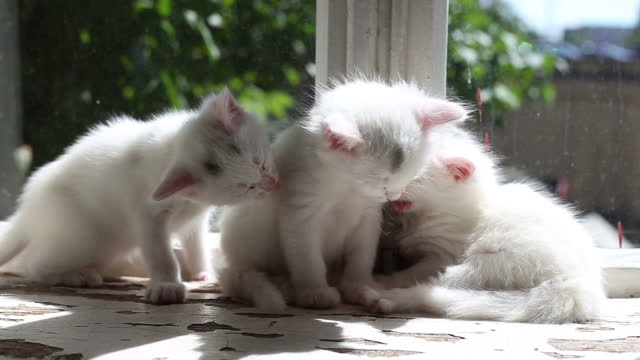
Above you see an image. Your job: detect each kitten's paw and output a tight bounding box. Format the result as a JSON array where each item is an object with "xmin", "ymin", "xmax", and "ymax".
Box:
[
  {"xmin": 47, "ymin": 268, "xmax": 104, "ymax": 288},
  {"xmin": 368, "ymin": 298, "xmax": 397, "ymax": 314},
  {"xmin": 255, "ymin": 296, "xmax": 288, "ymax": 313},
  {"xmin": 295, "ymin": 287, "xmax": 341, "ymax": 309},
  {"xmin": 340, "ymin": 282, "xmax": 381, "ymax": 306},
  {"xmin": 145, "ymin": 281, "xmax": 187, "ymax": 304},
  {"xmin": 192, "ymin": 272, "xmax": 210, "ymax": 282}
]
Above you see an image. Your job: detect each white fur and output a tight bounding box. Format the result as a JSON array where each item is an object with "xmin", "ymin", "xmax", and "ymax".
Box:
[
  {"xmin": 0, "ymin": 88, "xmax": 276, "ymax": 304},
  {"xmin": 372, "ymin": 126, "xmax": 606, "ymax": 323},
  {"xmin": 219, "ymin": 79, "xmax": 467, "ymax": 312}
]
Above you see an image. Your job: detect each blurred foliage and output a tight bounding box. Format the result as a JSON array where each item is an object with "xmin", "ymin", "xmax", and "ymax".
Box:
[
  {"xmin": 627, "ymin": 19, "xmax": 640, "ymax": 51},
  {"xmin": 448, "ymin": 0, "xmax": 557, "ymax": 127},
  {"xmin": 20, "ymin": 0, "xmax": 315, "ymax": 168},
  {"xmin": 19, "ymin": 0, "xmax": 554, "ymax": 169}
]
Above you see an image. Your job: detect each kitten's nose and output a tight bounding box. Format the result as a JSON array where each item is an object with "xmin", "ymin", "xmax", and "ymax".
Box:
[
  {"xmin": 385, "ymin": 191, "xmax": 402, "ymax": 201},
  {"xmin": 260, "ymin": 176, "xmax": 279, "ymax": 192}
]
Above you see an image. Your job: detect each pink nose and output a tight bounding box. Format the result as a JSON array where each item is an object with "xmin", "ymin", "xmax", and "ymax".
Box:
[{"xmin": 261, "ymin": 176, "xmax": 279, "ymax": 192}]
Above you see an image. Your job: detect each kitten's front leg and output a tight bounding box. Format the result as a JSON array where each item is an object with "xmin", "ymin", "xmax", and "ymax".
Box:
[
  {"xmin": 340, "ymin": 209, "xmax": 383, "ymax": 306},
  {"xmin": 180, "ymin": 214, "xmax": 211, "ymax": 281},
  {"xmin": 280, "ymin": 206, "xmax": 340, "ymax": 309},
  {"xmin": 139, "ymin": 214, "xmax": 187, "ymax": 304}
]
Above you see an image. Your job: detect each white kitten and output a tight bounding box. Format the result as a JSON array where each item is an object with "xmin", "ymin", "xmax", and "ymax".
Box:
[
  {"xmin": 219, "ymin": 79, "xmax": 467, "ymax": 312},
  {"xmin": 0, "ymin": 88, "xmax": 277, "ymax": 304},
  {"xmin": 370, "ymin": 126, "xmax": 606, "ymax": 323}
]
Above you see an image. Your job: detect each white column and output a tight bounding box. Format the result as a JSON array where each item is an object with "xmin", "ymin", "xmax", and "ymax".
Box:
[
  {"xmin": 0, "ymin": 0, "xmax": 22, "ymax": 217},
  {"xmin": 316, "ymin": 0, "xmax": 449, "ymax": 97}
]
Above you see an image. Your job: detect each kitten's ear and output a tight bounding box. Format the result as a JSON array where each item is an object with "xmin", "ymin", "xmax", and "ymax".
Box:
[
  {"xmin": 443, "ymin": 157, "xmax": 475, "ymax": 183},
  {"xmin": 152, "ymin": 167, "xmax": 200, "ymax": 201},
  {"xmin": 200, "ymin": 87, "xmax": 245, "ymax": 135},
  {"xmin": 322, "ymin": 114, "xmax": 363, "ymax": 153},
  {"xmin": 417, "ymin": 99, "xmax": 467, "ymax": 131}
]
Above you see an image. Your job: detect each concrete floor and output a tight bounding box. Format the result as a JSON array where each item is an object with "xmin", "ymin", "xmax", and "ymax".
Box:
[{"xmin": 1, "ymin": 276, "xmax": 640, "ymax": 360}]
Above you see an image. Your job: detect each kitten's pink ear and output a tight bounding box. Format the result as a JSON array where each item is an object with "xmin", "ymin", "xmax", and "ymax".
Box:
[
  {"xmin": 152, "ymin": 167, "xmax": 200, "ymax": 201},
  {"xmin": 417, "ymin": 99, "xmax": 467, "ymax": 131},
  {"xmin": 444, "ymin": 157, "xmax": 475, "ymax": 183},
  {"xmin": 322, "ymin": 114, "xmax": 363, "ymax": 153},
  {"xmin": 201, "ymin": 87, "xmax": 245, "ymax": 135}
]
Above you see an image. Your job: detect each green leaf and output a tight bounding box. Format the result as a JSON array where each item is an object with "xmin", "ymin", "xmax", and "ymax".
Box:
[
  {"xmin": 156, "ymin": 0, "xmax": 172, "ymax": 17},
  {"xmin": 160, "ymin": 71, "xmax": 186, "ymax": 109},
  {"xmin": 122, "ymin": 86, "xmax": 135, "ymax": 100},
  {"xmin": 184, "ymin": 11, "xmax": 220, "ymax": 62},
  {"xmin": 160, "ymin": 20, "xmax": 176, "ymax": 38},
  {"xmin": 283, "ymin": 67, "xmax": 300, "ymax": 86},
  {"xmin": 119, "ymin": 56, "xmax": 133, "ymax": 72},
  {"xmin": 221, "ymin": 0, "xmax": 235, "ymax": 7},
  {"xmin": 79, "ymin": 29, "xmax": 91, "ymax": 44},
  {"xmin": 541, "ymin": 83, "xmax": 556, "ymax": 103},
  {"xmin": 494, "ymin": 83, "xmax": 520, "ymax": 109},
  {"xmin": 133, "ymin": 0, "xmax": 153, "ymax": 13}
]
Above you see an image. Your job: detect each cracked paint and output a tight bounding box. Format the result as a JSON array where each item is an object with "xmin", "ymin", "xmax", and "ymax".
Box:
[
  {"xmin": 187, "ymin": 320, "xmax": 240, "ymax": 332},
  {"xmin": 382, "ymin": 330, "xmax": 465, "ymax": 342},
  {"xmin": 0, "ymin": 339, "xmax": 74, "ymax": 359},
  {"xmin": 317, "ymin": 347, "xmax": 422, "ymax": 357},
  {"xmin": 549, "ymin": 336, "xmax": 640, "ymax": 353},
  {"xmin": 239, "ymin": 332, "xmax": 284, "ymax": 338},
  {"xmin": 1, "ymin": 275, "xmax": 640, "ymax": 359}
]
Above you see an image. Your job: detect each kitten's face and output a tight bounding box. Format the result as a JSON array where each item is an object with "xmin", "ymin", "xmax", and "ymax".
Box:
[
  {"xmin": 152, "ymin": 88, "xmax": 278, "ymax": 205},
  {"xmin": 390, "ymin": 156, "xmax": 476, "ymax": 213},
  {"xmin": 309, "ymin": 80, "xmax": 467, "ymax": 203},
  {"xmin": 317, "ymin": 123, "xmax": 426, "ymax": 203}
]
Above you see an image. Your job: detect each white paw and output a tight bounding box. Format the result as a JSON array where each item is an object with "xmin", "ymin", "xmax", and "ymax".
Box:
[
  {"xmin": 191, "ymin": 272, "xmax": 210, "ymax": 282},
  {"xmin": 340, "ymin": 282, "xmax": 381, "ymax": 306},
  {"xmin": 145, "ymin": 281, "xmax": 187, "ymax": 304},
  {"xmin": 255, "ymin": 296, "xmax": 288, "ymax": 313},
  {"xmin": 295, "ymin": 287, "xmax": 341, "ymax": 309},
  {"xmin": 368, "ymin": 298, "xmax": 396, "ymax": 314},
  {"xmin": 46, "ymin": 268, "xmax": 104, "ymax": 288}
]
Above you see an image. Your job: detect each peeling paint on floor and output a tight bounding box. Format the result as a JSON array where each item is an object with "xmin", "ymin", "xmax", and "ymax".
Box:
[{"xmin": 2, "ymin": 275, "xmax": 640, "ymax": 359}]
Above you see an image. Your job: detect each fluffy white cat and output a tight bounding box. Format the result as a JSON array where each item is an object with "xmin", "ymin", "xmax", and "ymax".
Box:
[
  {"xmin": 370, "ymin": 126, "xmax": 606, "ymax": 323},
  {"xmin": 0, "ymin": 88, "xmax": 277, "ymax": 304},
  {"xmin": 219, "ymin": 79, "xmax": 468, "ymax": 312}
]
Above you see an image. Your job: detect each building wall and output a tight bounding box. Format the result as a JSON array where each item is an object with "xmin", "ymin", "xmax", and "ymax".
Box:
[{"xmin": 493, "ymin": 60, "xmax": 640, "ymax": 226}]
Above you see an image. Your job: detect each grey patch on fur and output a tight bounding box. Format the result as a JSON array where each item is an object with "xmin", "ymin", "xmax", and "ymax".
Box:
[
  {"xmin": 227, "ymin": 143, "xmax": 241, "ymax": 155},
  {"xmin": 204, "ymin": 160, "xmax": 223, "ymax": 175},
  {"xmin": 390, "ymin": 145, "xmax": 404, "ymax": 172}
]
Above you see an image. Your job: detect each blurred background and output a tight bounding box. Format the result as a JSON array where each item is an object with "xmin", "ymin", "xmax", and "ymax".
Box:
[{"xmin": 0, "ymin": 0, "xmax": 638, "ymax": 244}]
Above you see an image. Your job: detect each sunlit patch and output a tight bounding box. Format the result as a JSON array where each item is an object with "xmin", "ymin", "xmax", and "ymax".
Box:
[
  {"xmin": 0, "ymin": 297, "xmax": 72, "ymax": 327},
  {"xmin": 92, "ymin": 334, "xmax": 203, "ymax": 360}
]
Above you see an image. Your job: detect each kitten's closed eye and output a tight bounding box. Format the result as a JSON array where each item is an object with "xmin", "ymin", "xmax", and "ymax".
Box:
[
  {"xmin": 391, "ymin": 146, "xmax": 404, "ymax": 172},
  {"xmin": 204, "ymin": 161, "xmax": 223, "ymax": 175},
  {"xmin": 227, "ymin": 144, "xmax": 241, "ymax": 155}
]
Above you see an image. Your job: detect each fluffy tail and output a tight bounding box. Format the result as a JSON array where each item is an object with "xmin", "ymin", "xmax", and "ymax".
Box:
[
  {"xmin": 0, "ymin": 220, "xmax": 27, "ymax": 268},
  {"xmin": 374, "ymin": 278, "xmax": 604, "ymax": 323},
  {"xmin": 219, "ymin": 267, "xmax": 289, "ymax": 313}
]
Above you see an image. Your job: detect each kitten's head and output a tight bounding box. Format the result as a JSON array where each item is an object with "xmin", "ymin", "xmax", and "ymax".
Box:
[
  {"xmin": 305, "ymin": 79, "xmax": 467, "ymax": 203},
  {"xmin": 152, "ymin": 88, "xmax": 277, "ymax": 205},
  {"xmin": 390, "ymin": 156, "xmax": 476, "ymax": 213}
]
